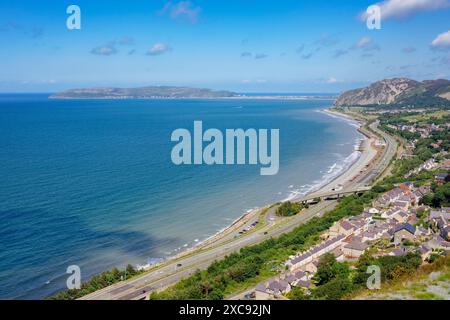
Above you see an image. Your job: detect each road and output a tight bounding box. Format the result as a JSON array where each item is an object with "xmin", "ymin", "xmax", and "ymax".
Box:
[
  {"xmin": 81, "ymin": 118, "xmax": 398, "ymax": 300},
  {"xmin": 81, "ymin": 200, "xmax": 337, "ymax": 300}
]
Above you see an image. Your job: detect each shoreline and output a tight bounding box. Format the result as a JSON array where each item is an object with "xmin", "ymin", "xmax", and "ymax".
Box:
[
  {"xmin": 78, "ymin": 105, "xmax": 384, "ymax": 300},
  {"xmin": 139, "ymin": 106, "xmax": 375, "ymax": 270}
]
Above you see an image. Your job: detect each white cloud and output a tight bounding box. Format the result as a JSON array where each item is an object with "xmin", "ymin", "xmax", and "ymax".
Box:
[
  {"xmin": 91, "ymin": 45, "xmax": 117, "ymax": 56},
  {"xmin": 361, "ymin": 0, "xmax": 450, "ymax": 21},
  {"xmin": 431, "ymin": 30, "xmax": 450, "ymax": 50},
  {"xmin": 352, "ymin": 37, "xmax": 380, "ymax": 51},
  {"xmin": 326, "ymin": 77, "xmax": 338, "ymax": 84},
  {"xmin": 241, "ymin": 79, "xmax": 268, "ymax": 84},
  {"xmin": 146, "ymin": 43, "xmax": 172, "ymax": 56},
  {"xmin": 158, "ymin": 1, "xmax": 201, "ymax": 23},
  {"xmin": 354, "ymin": 37, "xmax": 372, "ymax": 48},
  {"xmin": 254, "ymin": 53, "xmax": 268, "ymax": 59}
]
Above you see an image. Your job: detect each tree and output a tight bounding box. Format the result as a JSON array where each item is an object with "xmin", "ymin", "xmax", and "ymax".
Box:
[
  {"xmin": 313, "ymin": 253, "xmax": 350, "ymax": 286},
  {"xmin": 313, "ymin": 277, "xmax": 354, "ymax": 300},
  {"xmin": 276, "ymin": 201, "xmax": 302, "ymax": 217}
]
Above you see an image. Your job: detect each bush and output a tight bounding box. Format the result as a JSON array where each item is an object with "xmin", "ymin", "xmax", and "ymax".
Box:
[{"xmin": 276, "ymin": 201, "xmax": 303, "ymax": 217}]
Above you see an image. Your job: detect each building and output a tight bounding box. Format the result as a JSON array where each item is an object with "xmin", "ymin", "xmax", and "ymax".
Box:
[
  {"xmin": 342, "ymin": 241, "xmax": 369, "ymax": 258},
  {"xmin": 435, "ymin": 173, "xmax": 449, "ymax": 185},
  {"xmin": 329, "ymin": 220, "xmax": 354, "ymax": 237},
  {"xmin": 285, "ymin": 235, "xmax": 345, "ymax": 271},
  {"xmin": 393, "ymin": 223, "xmax": 416, "ymax": 244}
]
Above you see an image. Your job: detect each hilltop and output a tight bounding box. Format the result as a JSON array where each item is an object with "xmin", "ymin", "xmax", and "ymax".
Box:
[{"xmin": 335, "ymin": 78, "xmax": 450, "ymax": 108}]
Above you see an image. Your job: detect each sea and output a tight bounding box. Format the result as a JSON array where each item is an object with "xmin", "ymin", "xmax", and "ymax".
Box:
[{"xmin": 0, "ymin": 94, "xmax": 363, "ymax": 299}]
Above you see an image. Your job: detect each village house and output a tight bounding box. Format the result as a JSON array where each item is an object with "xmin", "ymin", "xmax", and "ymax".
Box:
[
  {"xmin": 435, "ymin": 172, "xmax": 449, "ymax": 185},
  {"xmin": 392, "ymin": 223, "xmax": 416, "ymax": 245},
  {"xmin": 329, "ymin": 220, "xmax": 354, "ymax": 237},
  {"xmin": 302, "ymin": 260, "xmax": 320, "ymax": 275},
  {"xmin": 285, "ymin": 235, "xmax": 345, "ymax": 271},
  {"xmin": 343, "ymin": 240, "xmax": 369, "ymax": 258},
  {"xmin": 429, "ymin": 209, "xmax": 450, "ymax": 241},
  {"xmin": 419, "ymin": 244, "xmax": 432, "ymax": 261},
  {"xmin": 392, "ymin": 210, "xmax": 409, "ymax": 223}
]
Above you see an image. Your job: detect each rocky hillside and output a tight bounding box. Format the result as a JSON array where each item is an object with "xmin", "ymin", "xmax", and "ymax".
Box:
[
  {"xmin": 50, "ymin": 86, "xmax": 238, "ymax": 99},
  {"xmin": 352, "ymin": 256, "xmax": 450, "ymax": 300},
  {"xmin": 335, "ymin": 78, "xmax": 450, "ymax": 107}
]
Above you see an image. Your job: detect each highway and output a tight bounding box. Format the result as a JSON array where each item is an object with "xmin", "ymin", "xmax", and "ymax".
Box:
[
  {"xmin": 81, "ymin": 118, "xmax": 398, "ymax": 300},
  {"xmin": 81, "ymin": 200, "xmax": 338, "ymax": 300}
]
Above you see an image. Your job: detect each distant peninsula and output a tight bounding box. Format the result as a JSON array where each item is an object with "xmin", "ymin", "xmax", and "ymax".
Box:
[{"xmin": 49, "ymin": 86, "xmax": 239, "ymax": 99}]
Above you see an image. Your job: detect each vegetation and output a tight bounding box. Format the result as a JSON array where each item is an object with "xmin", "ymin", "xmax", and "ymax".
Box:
[
  {"xmin": 287, "ymin": 252, "xmax": 423, "ymax": 300},
  {"xmin": 47, "ymin": 264, "xmax": 142, "ymax": 300},
  {"xmin": 55, "ymin": 107, "xmax": 449, "ymax": 301},
  {"xmin": 421, "ymin": 182, "xmax": 450, "ymax": 208},
  {"xmin": 149, "ymin": 191, "xmax": 380, "ymax": 300},
  {"xmin": 350, "ymin": 255, "xmax": 450, "ymax": 300},
  {"xmin": 276, "ymin": 201, "xmax": 304, "ymax": 217},
  {"xmin": 150, "ymin": 131, "xmax": 441, "ymax": 301}
]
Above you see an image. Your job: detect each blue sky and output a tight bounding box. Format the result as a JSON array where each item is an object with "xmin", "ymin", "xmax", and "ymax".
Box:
[{"xmin": 0, "ymin": 0, "xmax": 449, "ymax": 93}]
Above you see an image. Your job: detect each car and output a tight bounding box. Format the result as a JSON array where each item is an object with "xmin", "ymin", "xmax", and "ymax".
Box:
[
  {"xmin": 244, "ymin": 292, "xmax": 256, "ymax": 300},
  {"xmin": 177, "ymin": 263, "xmax": 182, "ymax": 267},
  {"xmin": 264, "ymin": 231, "xmax": 268, "ymax": 235}
]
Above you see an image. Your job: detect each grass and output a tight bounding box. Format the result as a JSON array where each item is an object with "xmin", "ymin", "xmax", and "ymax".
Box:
[
  {"xmin": 400, "ymin": 110, "xmax": 449, "ymax": 123},
  {"xmin": 413, "ymin": 292, "xmax": 442, "ymax": 300},
  {"xmin": 349, "ymin": 255, "xmax": 450, "ymax": 300}
]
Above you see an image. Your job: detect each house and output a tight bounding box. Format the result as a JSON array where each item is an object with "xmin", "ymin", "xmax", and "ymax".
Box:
[
  {"xmin": 392, "ymin": 210, "xmax": 409, "ymax": 223},
  {"xmin": 255, "ymin": 284, "xmax": 273, "ymax": 300},
  {"xmin": 407, "ymin": 215, "xmax": 419, "ymax": 225},
  {"xmin": 343, "ymin": 241, "xmax": 369, "ymax": 258},
  {"xmin": 361, "ymin": 230, "xmax": 378, "ymax": 242},
  {"xmin": 435, "ymin": 173, "xmax": 449, "ymax": 185},
  {"xmin": 389, "ymin": 246, "xmax": 408, "ymax": 257},
  {"xmin": 266, "ymin": 279, "xmax": 291, "ymax": 296},
  {"xmin": 430, "ymin": 209, "xmax": 450, "ymax": 221},
  {"xmin": 331, "ymin": 247, "xmax": 344, "ymax": 262},
  {"xmin": 286, "ymin": 235, "xmax": 345, "ymax": 271},
  {"xmin": 440, "ymin": 225, "xmax": 450, "ymax": 241},
  {"xmin": 399, "ymin": 182, "xmax": 414, "ymax": 191},
  {"xmin": 429, "ymin": 210, "xmax": 450, "ymax": 241},
  {"xmin": 419, "ymin": 244, "xmax": 432, "ymax": 261},
  {"xmin": 393, "ymin": 200, "xmax": 410, "ymax": 211},
  {"xmin": 375, "ymin": 196, "xmax": 391, "ymax": 208},
  {"xmin": 416, "ymin": 226, "xmax": 431, "ymax": 237},
  {"xmin": 382, "ymin": 206, "xmax": 404, "ymax": 219},
  {"xmin": 393, "ymin": 223, "xmax": 416, "ymax": 244},
  {"xmin": 303, "ymin": 260, "xmax": 319, "ymax": 274},
  {"xmin": 427, "ymin": 235, "xmax": 450, "ymax": 250},
  {"xmin": 329, "ymin": 220, "xmax": 354, "ymax": 236}
]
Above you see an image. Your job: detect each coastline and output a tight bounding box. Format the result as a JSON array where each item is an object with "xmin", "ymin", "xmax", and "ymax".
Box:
[
  {"xmin": 77, "ymin": 104, "xmax": 386, "ymax": 301},
  {"xmin": 139, "ymin": 106, "xmax": 375, "ymax": 270},
  {"xmin": 48, "ymin": 95, "xmax": 336, "ymax": 101}
]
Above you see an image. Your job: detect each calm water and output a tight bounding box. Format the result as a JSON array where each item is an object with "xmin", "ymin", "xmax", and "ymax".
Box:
[{"xmin": 0, "ymin": 94, "xmax": 362, "ymax": 299}]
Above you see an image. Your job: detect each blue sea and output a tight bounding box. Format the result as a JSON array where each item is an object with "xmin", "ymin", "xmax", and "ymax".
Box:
[{"xmin": 0, "ymin": 94, "xmax": 363, "ymax": 299}]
